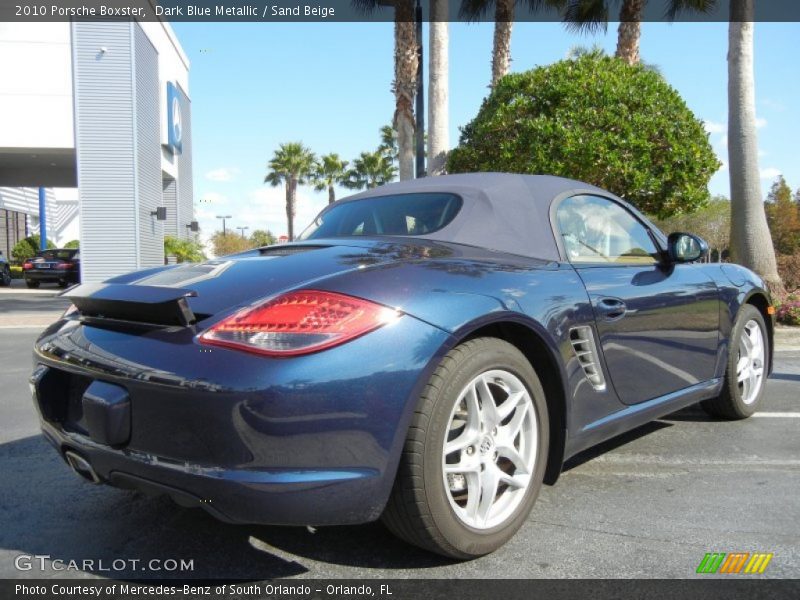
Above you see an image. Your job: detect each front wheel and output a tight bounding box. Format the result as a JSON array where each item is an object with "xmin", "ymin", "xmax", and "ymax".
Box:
[
  {"xmin": 382, "ymin": 337, "xmax": 549, "ymax": 559},
  {"xmin": 702, "ymin": 304, "xmax": 768, "ymax": 419}
]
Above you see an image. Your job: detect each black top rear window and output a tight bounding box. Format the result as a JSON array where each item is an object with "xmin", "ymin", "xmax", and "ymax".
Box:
[
  {"xmin": 299, "ymin": 193, "xmax": 462, "ymax": 240},
  {"xmin": 40, "ymin": 250, "xmax": 77, "ymax": 260}
]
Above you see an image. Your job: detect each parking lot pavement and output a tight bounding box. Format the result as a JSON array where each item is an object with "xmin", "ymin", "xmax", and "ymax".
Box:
[
  {"xmin": 0, "ymin": 287, "xmax": 71, "ymax": 328},
  {"xmin": 0, "ymin": 328, "xmax": 798, "ymax": 580}
]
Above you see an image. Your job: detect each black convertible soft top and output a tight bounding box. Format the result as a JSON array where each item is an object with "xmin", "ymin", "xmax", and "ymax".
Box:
[{"xmin": 332, "ymin": 173, "xmax": 617, "ymax": 262}]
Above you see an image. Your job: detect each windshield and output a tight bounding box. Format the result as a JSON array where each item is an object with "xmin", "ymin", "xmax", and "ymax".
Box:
[{"xmin": 299, "ymin": 193, "xmax": 462, "ymax": 240}]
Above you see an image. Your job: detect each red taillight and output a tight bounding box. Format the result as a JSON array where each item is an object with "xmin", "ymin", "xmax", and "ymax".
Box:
[
  {"xmin": 56, "ymin": 262, "xmax": 73, "ymax": 269},
  {"xmin": 22, "ymin": 261, "xmax": 33, "ymax": 270},
  {"xmin": 198, "ymin": 290, "xmax": 401, "ymax": 357}
]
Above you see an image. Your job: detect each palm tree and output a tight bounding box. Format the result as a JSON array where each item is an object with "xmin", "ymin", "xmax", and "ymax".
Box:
[
  {"xmin": 344, "ymin": 151, "xmax": 398, "ymax": 190},
  {"xmin": 312, "ymin": 153, "xmax": 349, "ymax": 204},
  {"xmin": 428, "ymin": 0, "xmax": 449, "ymax": 175},
  {"xmin": 727, "ymin": 0, "xmax": 784, "ymax": 295},
  {"xmin": 353, "ymin": 0, "xmax": 417, "ymax": 181},
  {"xmin": 264, "ymin": 142, "xmax": 316, "ymax": 241},
  {"xmin": 460, "ymin": 1, "xmax": 556, "ymax": 88},
  {"xmin": 559, "ymin": 0, "xmax": 715, "ymax": 65},
  {"xmin": 378, "ymin": 124, "xmax": 399, "ymax": 166}
]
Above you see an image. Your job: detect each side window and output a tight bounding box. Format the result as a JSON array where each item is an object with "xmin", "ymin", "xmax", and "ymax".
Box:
[{"xmin": 556, "ymin": 195, "xmax": 659, "ymax": 265}]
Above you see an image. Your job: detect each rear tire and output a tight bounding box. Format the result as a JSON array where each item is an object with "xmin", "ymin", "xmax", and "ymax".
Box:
[
  {"xmin": 382, "ymin": 337, "xmax": 549, "ymax": 559},
  {"xmin": 58, "ymin": 279, "xmax": 68, "ymax": 288},
  {"xmin": 702, "ymin": 304, "xmax": 768, "ymax": 419},
  {"xmin": 25, "ymin": 279, "xmax": 39, "ymax": 289},
  {"xmin": 0, "ymin": 266, "xmax": 10, "ymax": 286}
]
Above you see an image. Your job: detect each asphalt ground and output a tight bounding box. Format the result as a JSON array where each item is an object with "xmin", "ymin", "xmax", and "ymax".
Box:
[{"xmin": 0, "ymin": 315, "xmax": 798, "ymax": 580}]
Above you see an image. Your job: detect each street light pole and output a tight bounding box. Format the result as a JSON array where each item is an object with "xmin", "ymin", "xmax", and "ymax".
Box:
[
  {"xmin": 216, "ymin": 215, "xmax": 232, "ymax": 236},
  {"xmin": 415, "ymin": 0, "xmax": 425, "ymax": 178},
  {"xmin": 236, "ymin": 226, "xmax": 249, "ymax": 239}
]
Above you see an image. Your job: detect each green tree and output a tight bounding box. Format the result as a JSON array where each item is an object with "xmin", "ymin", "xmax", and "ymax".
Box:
[
  {"xmin": 210, "ymin": 231, "xmax": 254, "ymax": 257},
  {"xmin": 557, "ymin": 0, "xmax": 716, "ymax": 65},
  {"xmin": 12, "ymin": 234, "xmax": 55, "ymax": 262},
  {"xmin": 312, "ymin": 153, "xmax": 350, "ymax": 205},
  {"xmin": 765, "ymin": 175, "xmax": 800, "ymax": 255},
  {"xmin": 250, "ymin": 229, "xmax": 276, "ymax": 247},
  {"xmin": 654, "ymin": 196, "xmax": 731, "ymax": 261},
  {"xmin": 344, "ymin": 151, "xmax": 397, "ymax": 190},
  {"xmin": 265, "ymin": 142, "xmax": 316, "ymax": 241},
  {"xmin": 727, "ymin": 0, "xmax": 783, "ymax": 296},
  {"xmin": 353, "ymin": 0, "xmax": 417, "ymax": 181},
  {"xmin": 64, "ymin": 240, "xmax": 80, "ymax": 249},
  {"xmin": 163, "ymin": 235, "xmax": 205, "ymax": 263},
  {"xmin": 378, "ymin": 124, "xmax": 399, "ymax": 166},
  {"xmin": 447, "ymin": 54, "xmax": 720, "ymax": 218}
]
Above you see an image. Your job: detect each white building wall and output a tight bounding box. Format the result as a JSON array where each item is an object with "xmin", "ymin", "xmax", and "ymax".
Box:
[{"xmin": 0, "ymin": 23, "xmax": 73, "ymax": 150}]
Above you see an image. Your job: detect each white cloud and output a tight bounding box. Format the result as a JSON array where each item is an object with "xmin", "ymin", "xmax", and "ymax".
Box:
[
  {"xmin": 755, "ymin": 117, "xmax": 768, "ymax": 129},
  {"xmin": 704, "ymin": 121, "xmax": 726, "ymax": 134},
  {"xmin": 760, "ymin": 167, "xmax": 782, "ymax": 181},
  {"xmin": 205, "ymin": 167, "xmax": 240, "ymax": 182}
]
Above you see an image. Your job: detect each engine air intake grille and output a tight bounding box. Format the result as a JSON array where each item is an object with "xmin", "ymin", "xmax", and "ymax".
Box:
[{"xmin": 569, "ymin": 326, "xmax": 606, "ymax": 391}]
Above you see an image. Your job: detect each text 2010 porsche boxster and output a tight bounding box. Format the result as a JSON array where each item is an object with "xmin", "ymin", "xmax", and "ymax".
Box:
[{"xmin": 31, "ymin": 174, "xmax": 773, "ymax": 559}]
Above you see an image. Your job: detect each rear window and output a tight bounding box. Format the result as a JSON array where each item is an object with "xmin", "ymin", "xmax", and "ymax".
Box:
[
  {"xmin": 40, "ymin": 250, "xmax": 77, "ymax": 260},
  {"xmin": 299, "ymin": 193, "xmax": 462, "ymax": 240}
]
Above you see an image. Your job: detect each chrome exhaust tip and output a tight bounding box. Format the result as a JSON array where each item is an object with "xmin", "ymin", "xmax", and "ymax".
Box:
[{"xmin": 64, "ymin": 450, "xmax": 101, "ymax": 484}]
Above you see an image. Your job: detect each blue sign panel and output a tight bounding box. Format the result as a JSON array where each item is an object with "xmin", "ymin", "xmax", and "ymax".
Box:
[{"xmin": 166, "ymin": 81, "xmax": 183, "ymax": 155}]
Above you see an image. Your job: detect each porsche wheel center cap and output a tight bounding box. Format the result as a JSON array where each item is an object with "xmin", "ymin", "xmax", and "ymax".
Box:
[{"xmin": 479, "ymin": 435, "xmax": 495, "ymax": 456}]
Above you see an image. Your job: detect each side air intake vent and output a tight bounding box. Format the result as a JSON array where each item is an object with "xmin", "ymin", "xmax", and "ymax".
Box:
[{"xmin": 569, "ymin": 326, "xmax": 606, "ymax": 391}]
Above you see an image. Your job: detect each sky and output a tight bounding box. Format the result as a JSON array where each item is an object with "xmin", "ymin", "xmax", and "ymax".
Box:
[{"xmin": 171, "ymin": 20, "xmax": 800, "ymax": 243}]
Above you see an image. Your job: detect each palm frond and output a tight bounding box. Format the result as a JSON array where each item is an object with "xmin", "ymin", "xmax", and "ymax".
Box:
[
  {"xmin": 664, "ymin": 0, "xmax": 717, "ymax": 21},
  {"xmin": 563, "ymin": 0, "xmax": 609, "ymax": 35}
]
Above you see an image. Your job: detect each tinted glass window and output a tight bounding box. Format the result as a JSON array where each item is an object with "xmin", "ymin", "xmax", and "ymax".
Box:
[
  {"xmin": 40, "ymin": 250, "xmax": 77, "ymax": 260},
  {"xmin": 556, "ymin": 195, "xmax": 658, "ymax": 264},
  {"xmin": 299, "ymin": 193, "xmax": 462, "ymax": 239}
]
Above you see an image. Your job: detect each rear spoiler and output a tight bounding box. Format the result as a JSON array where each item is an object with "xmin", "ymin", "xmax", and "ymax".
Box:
[{"xmin": 64, "ymin": 283, "xmax": 197, "ymax": 327}]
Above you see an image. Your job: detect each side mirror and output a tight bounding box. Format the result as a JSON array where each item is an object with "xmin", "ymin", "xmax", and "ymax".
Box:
[{"xmin": 667, "ymin": 232, "xmax": 708, "ymax": 263}]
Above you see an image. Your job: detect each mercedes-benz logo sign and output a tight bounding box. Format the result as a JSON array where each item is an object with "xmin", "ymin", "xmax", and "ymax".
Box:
[{"xmin": 172, "ymin": 96, "xmax": 182, "ymax": 144}]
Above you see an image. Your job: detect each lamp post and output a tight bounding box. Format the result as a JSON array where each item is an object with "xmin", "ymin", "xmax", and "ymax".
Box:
[
  {"xmin": 415, "ymin": 0, "xmax": 425, "ymax": 178},
  {"xmin": 216, "ymin": 215, "xmax": 232, "ymax": 236},
  {"xmin": 236, "ymin": 226, "xmax": 249, "ymax": 239}
]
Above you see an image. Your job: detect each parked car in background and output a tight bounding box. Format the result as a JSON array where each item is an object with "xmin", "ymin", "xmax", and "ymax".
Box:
[
  {"xmin": 23, "ymin": 249, "xmax": 80, "ymax": 288},
  {"xmin": 0, "ymin": 250, "xmax": 11, "ymax": 286}
]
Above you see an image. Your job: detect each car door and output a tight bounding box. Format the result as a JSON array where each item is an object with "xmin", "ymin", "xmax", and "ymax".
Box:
[{"xmin": 555, "ymin": 194, "xmax": 719, "ymax": 405}]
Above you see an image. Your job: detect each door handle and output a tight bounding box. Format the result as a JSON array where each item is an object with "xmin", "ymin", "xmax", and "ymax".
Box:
[{"xmin": 596, "ymin": 297, "xmax": 627, "ymax": 321}]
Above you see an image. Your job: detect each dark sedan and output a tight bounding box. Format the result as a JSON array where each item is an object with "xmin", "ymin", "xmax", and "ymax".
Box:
[
  {"xmin": 31, "ymin": 174, "xmax": 773, "ymax": 559},
  {"xmin": 23, "ymin": 249, "xmax": 80, "ymax": 288}
]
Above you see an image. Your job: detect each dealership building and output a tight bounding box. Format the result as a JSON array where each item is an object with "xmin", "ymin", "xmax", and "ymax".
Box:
[{"xmin": 0, "ymin": 20, "xmax": 194, "ymax": 282}]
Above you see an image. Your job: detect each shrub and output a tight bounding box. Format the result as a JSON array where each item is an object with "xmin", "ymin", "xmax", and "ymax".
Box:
[
  {"xmin": 777, "ymin": 254, "xmax": 800, "ymax": 293},
  {"xmin": 64, "ymin": 240, "xmax": 80, "ymax": 249},
  {"xmin": 163, "ymin": 235, "xmax": 205, "ymax": 263},
  {"xmin": 11, "ymin": 235, "xmax": 55, "ymax": 262},
  {"xmin": 776, "ymin": 294, "xmax": 800, "ymax": 326},
  {"xmin": 447, "ymin": 52, "xmax": 720, "ymax": 218}
]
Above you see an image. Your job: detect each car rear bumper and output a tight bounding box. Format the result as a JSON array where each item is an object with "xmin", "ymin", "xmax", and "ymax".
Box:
[
  {"xmin": 24, "ymin": 269, "xmax": 76, "ymax": 282},
  {"xmin": 31, "ymin": 315, "xmax": 450, "ymax": 526}
]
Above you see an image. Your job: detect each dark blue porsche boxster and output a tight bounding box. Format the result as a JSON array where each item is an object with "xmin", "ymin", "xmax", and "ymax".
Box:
[{"xmin": 31, "ymin": 173, "xmax": 773, "ymax": 559}]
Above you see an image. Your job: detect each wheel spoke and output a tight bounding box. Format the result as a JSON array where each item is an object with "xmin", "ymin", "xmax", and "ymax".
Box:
[
  {"xmin": 496, "ymin": 443, "xmax": 529, "ymax": 474},
  {"xmin": 500, "ymin": 400, "xmax": 530, "ymax": 444},
  {"xmin": 475, "ymin": 376, "xmax": 499, "ymax": 429},
  {"xmin": 476, "ymin": 464, "xmax": 501, "ymax": 525},
  {"xmin": 496, "ymin": 390, "xmax": 524, "ymax": 423},
  {"xmin": 498, "ymin": 471, "xmax": 529, "ymax": 490},
  {"xmin": 737, "ymin": 366, "xmax": 750, "ymax": 383},
  {"xmin": 444, "ymin": 458, "xmax": 480, "ymax": 474},
  {"xmin": 463, "ymin": 471, "xmax": 481, "ymax": 521}
]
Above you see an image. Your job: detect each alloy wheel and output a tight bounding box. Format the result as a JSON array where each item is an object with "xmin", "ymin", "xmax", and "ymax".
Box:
[
  {"xmin": 736, "ymin": 319, "xmax": 765, "ymax": 405},
  {"xmin": 442, "ymin": 369, "xmax": 537, "ymax": 530}
]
